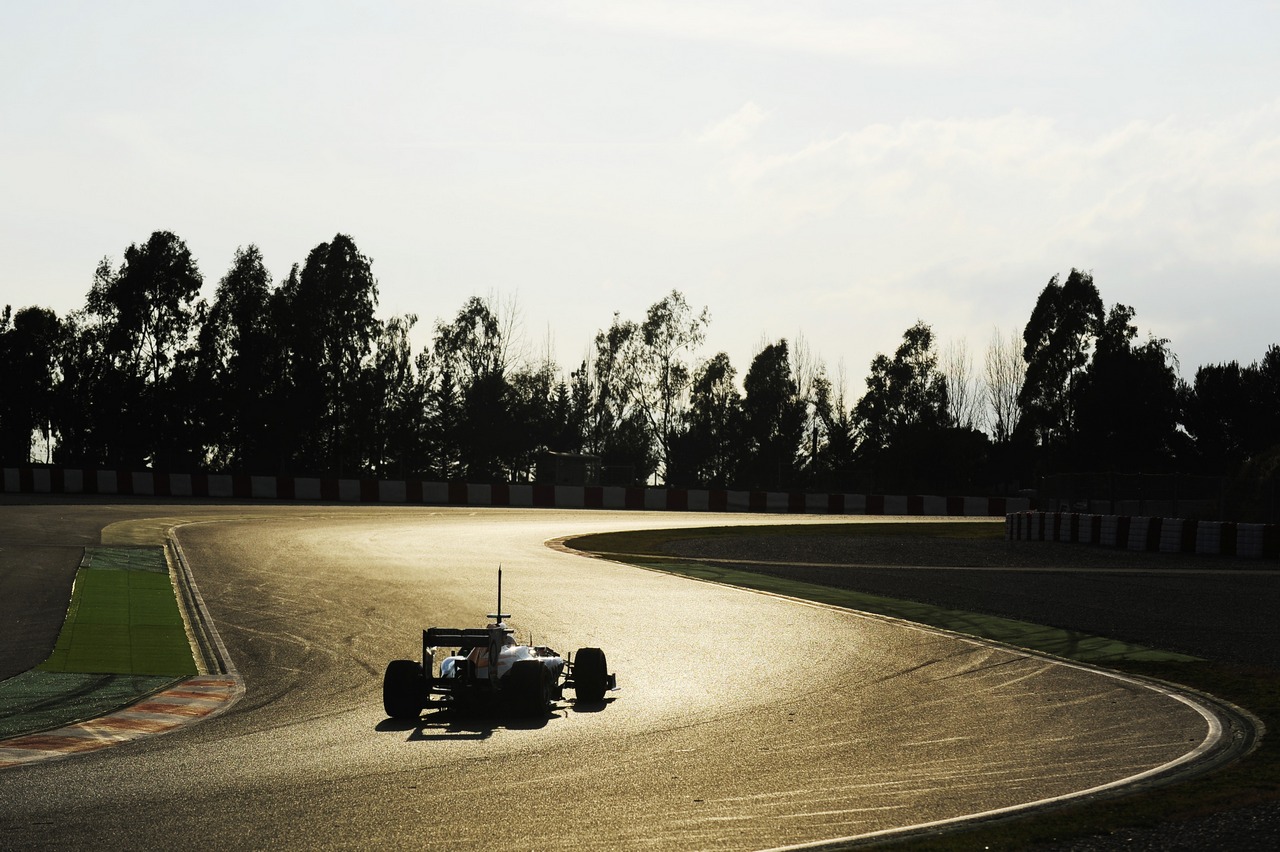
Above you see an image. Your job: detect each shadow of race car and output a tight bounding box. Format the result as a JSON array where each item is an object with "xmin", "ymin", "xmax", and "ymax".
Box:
[{"xmin": 382, "ymin": 569, "xmax": 616, "ymax": 720}]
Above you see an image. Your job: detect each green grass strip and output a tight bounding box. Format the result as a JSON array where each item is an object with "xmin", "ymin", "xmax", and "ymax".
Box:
[{"xmin": 36, "ymin": 546, "xmax": 196, "ymax": 678}]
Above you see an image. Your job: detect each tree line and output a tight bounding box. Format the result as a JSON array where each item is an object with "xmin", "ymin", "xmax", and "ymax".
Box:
[{"xmin": 2, "ymin": 232, "xmax": 1278, "ymax": 507}]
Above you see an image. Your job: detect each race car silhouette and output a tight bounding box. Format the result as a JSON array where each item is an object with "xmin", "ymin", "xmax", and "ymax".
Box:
[{"xmin": 381, "ymin": 569, "xmax": 616, "ymax": 719}]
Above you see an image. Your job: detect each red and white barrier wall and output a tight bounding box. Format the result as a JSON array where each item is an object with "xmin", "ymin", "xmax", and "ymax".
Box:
[
  {"xmin": 1007, "ymin": 511, "xmax": 1280, "ymax": 560},
  {"xmin": 1, "ymin": 466, "xmax": 1027, "ymax": 517}
]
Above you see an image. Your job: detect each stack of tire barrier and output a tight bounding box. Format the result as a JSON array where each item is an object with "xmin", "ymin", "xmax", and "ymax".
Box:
[
  {"xmin": 1, "ymin": 466, "xmax": 1028, "ymax": 517},
  {"xmin": 1007, "ymin": 511, "xmax": 1280, "ymax": 560}
]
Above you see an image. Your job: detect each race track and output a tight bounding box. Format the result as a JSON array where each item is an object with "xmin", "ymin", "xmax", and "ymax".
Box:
[{"xmin": 0, "ymin": 505, "xmax": 1217, "ymax": 850}]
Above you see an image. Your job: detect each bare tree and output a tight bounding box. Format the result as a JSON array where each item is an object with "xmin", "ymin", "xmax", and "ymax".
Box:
[
  {"xmin": 789, "ymin": 331, "xmax": 821, "ymax": 405},
  {"xmin": 492, "ymin": 289, "xmax": 529, "ymax": 375},
  {"xmin": 984, "ymin": 326, "xmax": 1026, "ymax": 442},
  {"xmin": 789, "ymin": 331, "xmax": 825, "ymax": 468},
  {"xmin": 942, "ymin": 338, "xmax": 983, "ymax": 431},
  {"xmin": 813, "ymin": 358, "xmax": 857, "ymax": 478}
]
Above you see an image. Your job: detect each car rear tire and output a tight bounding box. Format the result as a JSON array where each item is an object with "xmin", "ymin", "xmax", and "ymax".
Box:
[
  {"xmin": 508, "ymin": 659, "xmax": 552, "ymax": 717},
  {"xmin": 383, "ymin": 659, "xmax": 426, "ymax": 720},
  {"xmin": 573, "ymin": 647, "xmax": 608, "ymax": 703}
]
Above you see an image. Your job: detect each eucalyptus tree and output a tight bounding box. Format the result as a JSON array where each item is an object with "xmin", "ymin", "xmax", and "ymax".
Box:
[
  {"xmin": 1018, "ymin": 269, "xmax": 1104, "ymax": 448},
  {"xmin": 583, "ymin": 315, "xmax": 636, "ymax": 457},
  {"xmin": 582, "ymin": 316, "xmax": 656, "ymax": 485},
  {"xmin": 638, "ymin": 290, "xmax": 710, "ymax": 480},
  {"xmin": 0, "ymin": 305, "xmax": 60, "ymax": 464},
  {"xmin": 1182, "ymin": 345, "xmax": 1280, "ymax": 472},
  {"xmin": 740, "ymin": 340, "xmax": 806, "ymax": 489},
  {"xmin": 275, "ymin": 234, "xmax": 380, "ymax": 475},
  {"xmin": 81, "ymin": 230, "xmax": 205, "ymax": 467},
  {"xmin": 853, "ymin": 321, "xmax": 950, "ymax": 454},
  {"xmin": 1070, "ymin": 304, "xmax": 1181, "ymax": 471},
  {"xmin": 195, "ymin": 245, "xmax": 284, "ymax": 472},
  {"xmin": 668, "ymin": 351, "xmax": 742, "ymax": 487},
  {"xmin": 505, "ymin": 356, "xmax": 563, "ymax": 480},
  {"xmin": 430, "ymin": 296, "xmax": 508, "ymax": 480},
  {"xmin": 364, "ymin": 313, "xmax": 430, "ymax": 478},
  {"xmin": 47, "ymin": 311, "xmax": 105, "ymax": 467},
  {"xmin": 582, "ymin": 291, "xmax": 707, "ymax": 484},
  {"xmin": 426, "ymin": 362, "xmax": 464, "ymax": 479},
  {"xmin": 851, "ymin": 322, "xmax": 956, "ymax": 492},
  {"xmin": 427, "ymin": 295, "xmax": 560, "ymax": 481},
  {"xmin": 433, "ymin": 296, "xmax": 504, "ymax": 384}
]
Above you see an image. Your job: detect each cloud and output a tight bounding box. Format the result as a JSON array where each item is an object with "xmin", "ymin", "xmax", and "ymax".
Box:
[
  {"xmin": 697, "ymin": 102, "xmax": 768, "ymax": 149},
  {"xmin": 672, "ymin": 98, "xmax": 1280, "ymax": 372},
  {"xmin": 703, "ymin": 101, "xmax": 1280, "ymax": 266}
]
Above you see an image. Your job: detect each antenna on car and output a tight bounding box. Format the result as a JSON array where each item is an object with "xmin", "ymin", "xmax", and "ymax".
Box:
[{"xmin": 488, "ymin": 566, "xmax": 511, "ymax": 625}]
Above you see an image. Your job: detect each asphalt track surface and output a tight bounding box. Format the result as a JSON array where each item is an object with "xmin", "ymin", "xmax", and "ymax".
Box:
[{"xmin": 0, "ymin": 503, "xmax": 1223, "ymax": 850}]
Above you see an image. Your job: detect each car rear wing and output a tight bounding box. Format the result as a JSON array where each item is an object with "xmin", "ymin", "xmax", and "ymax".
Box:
[{"xmin": 423, "ymin": 627, "xmax": 494, "ymax": 651}]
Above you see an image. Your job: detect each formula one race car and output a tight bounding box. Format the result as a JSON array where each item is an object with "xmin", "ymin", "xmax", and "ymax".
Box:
[{"xmin": 381, "ymin": 569, "xmax": 616, "ymax": 720}]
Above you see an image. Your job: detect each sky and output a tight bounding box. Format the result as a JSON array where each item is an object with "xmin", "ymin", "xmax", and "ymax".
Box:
[{"xmin": 3, "ymin": 1, "xmax": 1279, "ymax": 395}]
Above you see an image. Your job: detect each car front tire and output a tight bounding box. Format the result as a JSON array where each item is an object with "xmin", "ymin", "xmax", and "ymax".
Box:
[{"xmin": 573, "ymin": 647, "xmax": 608, "ymax": 703}]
